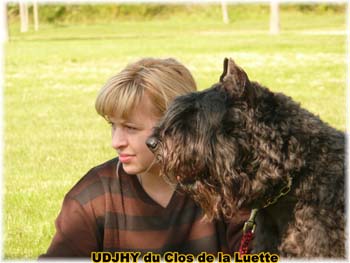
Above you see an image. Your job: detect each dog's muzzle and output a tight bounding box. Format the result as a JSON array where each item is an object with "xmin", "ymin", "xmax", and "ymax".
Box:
[{"xmin": 146, "ymin": 137, "xmax": 159, "ymax": 151}]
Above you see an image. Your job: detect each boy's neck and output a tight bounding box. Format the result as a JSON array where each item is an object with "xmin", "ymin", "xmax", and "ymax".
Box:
[{"xmin": 138, "ymin": 167, "xmax": 175, "ymax": 208}]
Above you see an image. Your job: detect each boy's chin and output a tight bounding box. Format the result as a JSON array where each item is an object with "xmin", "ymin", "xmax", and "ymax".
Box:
[{"xmin": 121, "ymin": 163, "xmax": 140, "ymax": 175}]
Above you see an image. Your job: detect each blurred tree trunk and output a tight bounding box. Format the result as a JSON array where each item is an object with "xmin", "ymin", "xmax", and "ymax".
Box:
[
  {"xmin": 2, "ymin": 2, "xmax": 8, "ymax": 41},
  {"xmin": 270, "ymin": 1, "xmax": 280, "ymax": 34},
  {"xmin": 19, "ymin": 2, "xmax": 28, "ymax": 32},
  {"xmin": 221, "ymin": 0, "xmax": 229, "ymax": 24},
  {"xmin": 33, "ymin": 1, "xmax": 39, "ymax": 31}
]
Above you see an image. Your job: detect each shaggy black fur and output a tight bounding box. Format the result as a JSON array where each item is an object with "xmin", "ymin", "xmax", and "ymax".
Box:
[{"xmin": 147, "ymin": 58, "xmax": 345, "ymax": 258}]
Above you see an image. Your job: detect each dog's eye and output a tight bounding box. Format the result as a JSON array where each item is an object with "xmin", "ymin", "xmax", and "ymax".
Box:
[{"xmin": 180, "ymin": 177, "xmax": 196, "ymax": 186}]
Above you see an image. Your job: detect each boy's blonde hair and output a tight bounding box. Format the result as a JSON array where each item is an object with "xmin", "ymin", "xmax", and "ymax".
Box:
[{"xmin": 95, "ymin": 58, "xmax": 197, "ymax": 120}]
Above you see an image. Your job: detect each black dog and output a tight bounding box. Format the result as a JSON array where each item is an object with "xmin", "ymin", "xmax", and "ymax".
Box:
[{"xmin": 147, "ymin": 58, "xmax": 345, "ymax": 258}]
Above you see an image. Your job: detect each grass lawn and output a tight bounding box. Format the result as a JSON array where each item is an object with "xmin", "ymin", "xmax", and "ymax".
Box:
[{"xmin": 4, "ymin": 4, "xmax": 347, "ymax": 259}]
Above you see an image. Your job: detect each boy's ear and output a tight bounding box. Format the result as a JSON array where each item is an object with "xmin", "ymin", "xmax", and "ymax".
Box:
[{"xmin": 219, "ymin": 58, "xmax": 250, "ymax": 98}]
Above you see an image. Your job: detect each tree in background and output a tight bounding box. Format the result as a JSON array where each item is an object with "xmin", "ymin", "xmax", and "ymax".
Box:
[
  {"xmin": 221, "ymin": 0, "xmax": 229, "ymax": 24},
  {"xmin": 270, "ymin": 1, "xmax": 280, "ymax": 34},
  {"xmin": 19, "ymin": 1, "xmax": 39, "ymax": 32}
]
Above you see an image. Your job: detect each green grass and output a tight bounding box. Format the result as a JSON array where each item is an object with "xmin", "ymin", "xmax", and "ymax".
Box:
[{"xmin": 4, "ymin": 4, "xmax": 346, "ymax": 259}]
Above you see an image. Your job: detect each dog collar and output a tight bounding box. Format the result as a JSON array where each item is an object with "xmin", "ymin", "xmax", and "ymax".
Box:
[
  {"xmin": 239, "ymin": 178, "xmax": 293, "ymax": 255},
  {"xmin": 243, "ymin": 208, "xmax": 258, "ymax": 234},
  {"xmin": 240, "ymin": 208, "xmax": 258, "ymax": 255}
]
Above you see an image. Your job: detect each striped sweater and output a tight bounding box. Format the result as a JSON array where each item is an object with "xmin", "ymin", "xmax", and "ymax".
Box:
[{"xmin": 40, "ymin": 158, "xmax": 246, "ymax": 258}]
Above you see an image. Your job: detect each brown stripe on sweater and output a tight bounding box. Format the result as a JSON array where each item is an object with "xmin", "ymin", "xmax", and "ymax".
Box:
[
  {"xmin": 72, "ymin": 174, "xmax": 137, "ymax": 205},
  {"xmin": 71, "ymin": 158, "xmax": 178, "ymax": 207},
  {"xmin": 67, "ymin": 158, "xmax": 118, "ymax": 198},
  {"xmin": 95, "ymin": 209, "xmax": 203, "ymax": 231},
  {"xmin": 79, "ymin": 193, "xmax": 194, "ymax": 217}
]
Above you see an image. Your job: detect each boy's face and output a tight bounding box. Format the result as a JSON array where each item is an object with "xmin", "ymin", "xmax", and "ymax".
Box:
[{"xmin": 109, "ymin": 94, "xmax": 159, "ymax": 176}]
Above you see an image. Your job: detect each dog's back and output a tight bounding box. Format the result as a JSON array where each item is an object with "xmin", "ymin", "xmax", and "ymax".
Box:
[{"xmin": 250, "ymin": 86, "xmax": 345, "ymax": 257}]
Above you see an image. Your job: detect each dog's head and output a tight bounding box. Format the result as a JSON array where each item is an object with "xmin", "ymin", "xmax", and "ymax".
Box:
[{"xmin": 147, "ymin": 58, "xmax": 299, "ymax": 219}]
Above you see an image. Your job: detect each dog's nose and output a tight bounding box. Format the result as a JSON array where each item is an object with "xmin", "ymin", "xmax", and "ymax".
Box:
[{"xmin": 146, "ymin": 137, "xmax": 159, "ymax": 150}]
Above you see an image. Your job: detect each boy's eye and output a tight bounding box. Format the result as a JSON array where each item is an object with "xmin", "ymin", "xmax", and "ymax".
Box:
[
  {"xmin": 125, "ymin": 125, "xmax": 138, "ymax": 131},
  {"xmin": 107, "ymin": 120, "xmax": 139, "ymax": 131},
  {"xmin": 108, "ymin": 121, "xmax": 115, "ymax": 128}
]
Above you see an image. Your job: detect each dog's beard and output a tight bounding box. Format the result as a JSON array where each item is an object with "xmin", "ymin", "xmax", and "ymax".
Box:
[
  {"xmin": 159, "ymin": 150, "xmax": 238, "ymax": 220},
  {"xmin": 153, "ymin": 133, "xmax": 239, "ymax": 219},
  {"xmin": 152, "ymin": 114, "xmax": 255, "ymax": 220},
  {"xmin": 181, "ymin": 179, "xmax": 238, "ymax": 220}
]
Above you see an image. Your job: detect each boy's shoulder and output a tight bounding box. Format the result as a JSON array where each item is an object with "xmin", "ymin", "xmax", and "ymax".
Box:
[{"xmin": 65, "ymin": 157, "xmax": 119, "ymax": 203}]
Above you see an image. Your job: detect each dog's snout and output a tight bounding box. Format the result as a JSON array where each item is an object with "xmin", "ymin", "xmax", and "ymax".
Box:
[{"xmin": 146, "ymin": 137, "xmax": 159, "ymax": 151}]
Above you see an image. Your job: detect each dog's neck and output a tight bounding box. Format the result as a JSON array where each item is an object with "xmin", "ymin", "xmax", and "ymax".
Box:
[
  {"xmin": 253, "ymin": 193, "xmax": 298, "ymax": 252},
  {"xmin": 252, "ymin": 177, "xmax": 293, "ymax": 210},
  {"xmin": 236, "ymin": 86, "xmax": 304, "ymax": 211}
]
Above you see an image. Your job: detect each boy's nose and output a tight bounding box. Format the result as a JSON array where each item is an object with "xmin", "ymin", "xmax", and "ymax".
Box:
[{"xmin": 111, "ymin": 128, "xmax": 127, "ymax": 150}]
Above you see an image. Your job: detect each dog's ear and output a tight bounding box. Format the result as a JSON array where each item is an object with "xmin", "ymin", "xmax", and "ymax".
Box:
[
  {"xmin": 219, "ymin": 58, "xmax": 229, "ymax": 82},
  {"xmin": 220, "ymin": 58, "xmax": 250, "ymax": 97}
]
